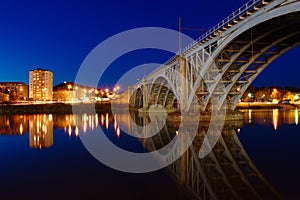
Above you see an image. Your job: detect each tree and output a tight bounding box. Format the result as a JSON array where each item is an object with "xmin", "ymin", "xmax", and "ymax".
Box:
[{"xmin": 270, "ymin": 88, "xmax": 283, "ymax": 101}]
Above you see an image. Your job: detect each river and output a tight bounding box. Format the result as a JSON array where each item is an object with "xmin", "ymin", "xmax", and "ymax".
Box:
[{"xmin": 0, "ymin": 108, "xmax": 299, "ymax": 199}]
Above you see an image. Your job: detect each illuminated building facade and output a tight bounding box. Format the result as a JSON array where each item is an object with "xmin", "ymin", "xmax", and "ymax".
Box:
[
  {"xmin": 0, "ymin": 82, "xmax": 28, "ymax": 101},
  {"xmin": 0, "ymin": 92, "xmax": 9, "ymax": 102},
  {"xmin": 29, "ymin": 68, "xmax": 53, "ymax": 101},
  {"xmin": 53, "ymin": 82, "xmax": 96, "ymax": 102}
]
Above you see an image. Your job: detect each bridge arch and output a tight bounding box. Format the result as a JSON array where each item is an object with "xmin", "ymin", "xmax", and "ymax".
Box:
[
  {"xmin": 147, "ymin": 75, "xmax": 181, "ymax": 110},
  {"xmin": 129, "ymin": 86, "xmax": 144, "ymax": 109}
]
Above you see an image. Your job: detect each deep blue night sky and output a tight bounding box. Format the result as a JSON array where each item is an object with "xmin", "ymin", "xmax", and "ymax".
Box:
[{"xmin": 0, "ymin": 0, "xmax": 299, "ymax": 88}]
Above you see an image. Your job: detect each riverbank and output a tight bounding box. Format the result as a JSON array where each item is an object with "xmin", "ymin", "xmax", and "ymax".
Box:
[
  {"xmin": 1, "ymin": 101, "xmax": 296, "ymax": 115},
  {"xmin": 0, "ymin": 102, "xmax": 112, "ymax": 114},
  {"xmin": 236, "ymin": 102, "xmax": 299, "ymax": 109}
]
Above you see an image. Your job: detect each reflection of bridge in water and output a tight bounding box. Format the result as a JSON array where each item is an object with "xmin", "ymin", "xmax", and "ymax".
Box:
[{"xmin": 113, "ymin": 112, "xmax": 282, "ymax": 200}]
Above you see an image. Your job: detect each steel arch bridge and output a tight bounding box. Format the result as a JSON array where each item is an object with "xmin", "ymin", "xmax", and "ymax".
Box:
[{"xmin": 115, "ymin": 0, "xmax": 300, "ymax": 112}]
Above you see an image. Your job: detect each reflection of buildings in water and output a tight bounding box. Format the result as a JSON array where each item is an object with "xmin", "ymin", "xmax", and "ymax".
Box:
[
  {"xmin": 0, "ymin": 115, "xmax": 29, "ymax": 135},
  {"xmin": 29, "ymin": 115, "xmax": 53, "ymax": 149},
  {"xmin": 98, "ymin": 113, "xmax": 121, "ymax": 137},
  {"xmin": 0, "ymin": 114, "xmax": 53, "ymax": 149},
  {"xmin": 113, "ymin": 112, "xmax": 281, "ymax": 200},
  {"xmin": 0, "ymin": 113, "xmax": 105, "ymax": 149},
  {"xmin": 242, "ymin": 108, "xmax": 299, "ymax": 129},
  {"xmin": 53, "ymin": 114, "xmax": 99, "ymax": 136}
]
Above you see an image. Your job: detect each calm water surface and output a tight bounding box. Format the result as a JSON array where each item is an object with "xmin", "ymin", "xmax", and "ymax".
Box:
[{"xmin": 0, "ymin": 108, "xmax": 299, "ymax": 200}]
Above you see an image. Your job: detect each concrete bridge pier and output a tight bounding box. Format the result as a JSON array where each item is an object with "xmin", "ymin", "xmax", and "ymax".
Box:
[{"xmin": 180, "ymin": 55, "xmax": 188, "ymax": 112}]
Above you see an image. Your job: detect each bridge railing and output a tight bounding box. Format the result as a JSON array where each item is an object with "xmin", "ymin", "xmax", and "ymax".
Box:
[{"xmin": 182, "ymin": 0, "xmax": 273, "ymax": 54}]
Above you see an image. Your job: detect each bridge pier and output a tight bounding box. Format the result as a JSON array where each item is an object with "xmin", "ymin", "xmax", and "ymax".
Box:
[
  {"xmin": 142, "ymin": 78, "xmax": 148, "ymax": 109},
  {"xmin": 180, "ymin": 55, "xmax": 188, "ymax": 112}
]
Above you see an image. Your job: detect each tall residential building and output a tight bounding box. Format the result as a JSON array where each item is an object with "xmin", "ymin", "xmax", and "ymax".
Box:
[{"xmin": 29, "ymin": 68, "xmax": 53, "ymax": 101}]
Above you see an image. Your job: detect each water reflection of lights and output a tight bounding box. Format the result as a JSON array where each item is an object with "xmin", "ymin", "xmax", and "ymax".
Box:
[
  {"xmin": 101, "ymin": 114, "xmax": 104, "ymax": 126},
  {"xmin": 68, "ymin": 125, "xmax": 72, "ymax": 136},
  {"xmin": 248, "ymin": 109, "xmax": 252, "ymax": 123},
  {"xmin": 272, "ymin": 109, "xmax": 279, "ymax": 131},
  {"xmin": 75, "ymin": 126, "xmax": 79, "ymax": 137},
  {"xmin": 114, "ymin": 118, "xmax": 117, "ymax": 130},
  {"xmin": 105, "ymin": 113, "xmax": 109, "ymax": 129},
  {"xmin": 64, "ymin": 114, "xmax": 103, "ymax": 137},
  {"xmin": 19, "ymin": 124, "xmax": 23, "ymax": 134},
  {"xmin": 116, "ymin": 127, "xmax": 120, "ymax": 137},
  {"xmin": 295, "ymin": 108, "xmax": 299, "ymax": 125}
]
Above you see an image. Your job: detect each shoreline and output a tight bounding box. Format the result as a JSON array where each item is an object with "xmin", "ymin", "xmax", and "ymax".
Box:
[
  {"xmin": 236, "ymin": 102, "xmax": 299, "ymax": 109},
  {"xmin": 0, "ymin": 102, "xmax": 113, "ymax": 115},
  {"xmin": 0, "ymin": 102, "xmax": 298, "ymax": 115}
]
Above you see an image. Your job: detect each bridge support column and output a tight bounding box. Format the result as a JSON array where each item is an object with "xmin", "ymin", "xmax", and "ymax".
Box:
[
  {"xmin": 128, "ymin": 86, "xmax": 133, "ymax": 105},
  {"xmin": 180, "ymin": 56, "xmax": 188, "ymax": 111},
  {"xmin": 142, "ymin": 79, "xmax": 148, "ymax": 109}
]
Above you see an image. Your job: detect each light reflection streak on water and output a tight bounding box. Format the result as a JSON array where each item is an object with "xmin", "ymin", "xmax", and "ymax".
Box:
[
  {"xmin": 248, "ymin": 109, "xmax": 252, "ymax": 123},
  {"xmin": 105, "ymin": 113, "xmax": 109, "ymax": 130},
  {"xmin": 295, "ymin": 108, "xmax": 298, "ymax": 125},
  {"xmin": 100, "ymin": 114, "xmax": 104, "ymax": 126},
  {"xmin": 272, "ymin": 109, "xmax": 279, "ymax": 131},
  {"xmin": 19, "ymin": 124, "xmax": 23, "ymax": 134}
]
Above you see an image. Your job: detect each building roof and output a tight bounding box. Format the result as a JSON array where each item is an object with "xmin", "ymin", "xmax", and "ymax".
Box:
[
  {"xmin": 29, "ymin": 68, "xmax": 52, "ymax": 72},
  {"xmin": 53, "ymin": 82, "xmax": 95, "ymax": 91},
  {"xmin": 0, "ymin": 82, "xmax": 28, "ymax": 86}
]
